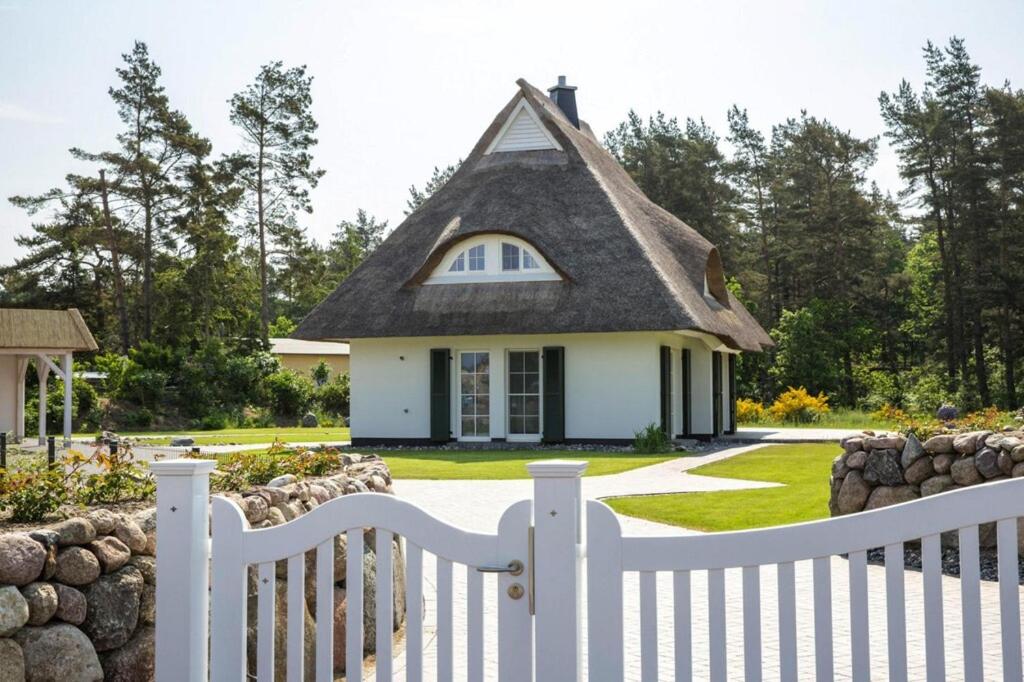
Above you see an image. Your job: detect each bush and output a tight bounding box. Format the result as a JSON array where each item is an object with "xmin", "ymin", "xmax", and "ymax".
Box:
[
  {"xmin": 767, "ymin": 387, "xmax": 831, "ymax": 424},
  {"xmin": 216, "ymin": 450, "xmax": 287, "ymax": 489},
  {"xmin": 25, "ymin": 377, "xmax": 101, "ymax": 433},
  {"xmin": 633, "ymin": 422, "xmax": 673, "ymax": 454},
  {"xmin": 75, "ymin": 445, "xmax": 155, "ymax": 505},
  {"xmin": 0, "ymin": 462, "xmax": 72, "ymax": 522},
  {"xmin": 736, "ymin": 398, "xmax": 765, "ymax": 423},
  {"xmin": 316, "ymin": 373, "xmax": 350, "ymax": 416},
  {"xmin": 311, "ymin": 360, "xmax": 330, "ymax": 386},
  {"xmin": 264, "ymin": 370, "xmax": 315, "ymax": 419}
]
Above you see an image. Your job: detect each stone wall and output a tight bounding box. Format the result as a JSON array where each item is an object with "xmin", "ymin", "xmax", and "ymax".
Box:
[
  {"xmin": 830, "ymin": 429, "xmax": 1024, "ymax": 547},
  {"xmin": 0, "ymin": 454, "xmax": 403, "ymax": 682}
]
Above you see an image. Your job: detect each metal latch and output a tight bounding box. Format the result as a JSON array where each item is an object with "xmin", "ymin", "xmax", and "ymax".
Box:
[{"xmin": 476, "ymin": 560, "xmax": 523, "ymax": 576}]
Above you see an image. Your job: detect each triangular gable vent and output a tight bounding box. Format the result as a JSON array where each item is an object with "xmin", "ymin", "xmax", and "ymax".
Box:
[{"xmin": 484, "ymin": 98, "xmax": 563, "ymax": 154}]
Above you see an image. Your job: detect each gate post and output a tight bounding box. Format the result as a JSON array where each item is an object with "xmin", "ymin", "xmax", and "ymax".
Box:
[
  {"xmin": 151, "ymin": 459, "xmax": 217, "ymax": 682},
  {"xmin": 528, "ymin": 460, "xmax": 588, "ymax": 682}
]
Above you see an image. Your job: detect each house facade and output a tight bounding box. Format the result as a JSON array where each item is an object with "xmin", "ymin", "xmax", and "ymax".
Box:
[{"xmin": 296, "ymin": 77, "xmax": 772, "ymax": 445}]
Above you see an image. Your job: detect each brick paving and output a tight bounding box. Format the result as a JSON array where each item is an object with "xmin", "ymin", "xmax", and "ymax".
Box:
[{"xmin": 368, "ymin": 445, "xmax": 1017, "ymax": 680}]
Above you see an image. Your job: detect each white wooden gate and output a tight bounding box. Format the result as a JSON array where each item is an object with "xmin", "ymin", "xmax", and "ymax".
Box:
[{"xmin": 153, "ymin": 460, "xmax": 1024, "ymax": 682}]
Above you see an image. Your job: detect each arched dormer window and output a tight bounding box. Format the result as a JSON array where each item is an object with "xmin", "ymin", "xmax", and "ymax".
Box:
[{"xmin": 423, "ymin": 234, "xmax": 562, "ymax": 285}]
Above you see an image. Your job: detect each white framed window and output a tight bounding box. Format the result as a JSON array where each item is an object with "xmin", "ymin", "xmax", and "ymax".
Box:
[
  {"xmin": 502, "ymin": 243, "xmax": 520, "ymax": 271},
  {"xmin": 459, "ymin": 351, "xmax": 490, "ymax": 439},
  {"xmin": 468, "ymin": 244, "xmax": 485, "ymax": 271},
  {"xmin": 448, "ymin": 252, "xmax": 465, "ymax": 272},
  {"xmin": 507, "ymin": 349, "xmax": 541, "ymax": 440},
  {"xmin": 523, "ymin": 251, "xmax": 539, "ymax": 270}
]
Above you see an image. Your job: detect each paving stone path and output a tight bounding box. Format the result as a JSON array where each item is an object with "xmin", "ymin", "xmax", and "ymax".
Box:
[{"xmin": 365, "ymin": 444, "xmax": 1019, "ymax": 681}]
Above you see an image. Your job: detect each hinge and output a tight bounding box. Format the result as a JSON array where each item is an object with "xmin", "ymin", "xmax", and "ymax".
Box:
[{"xmin": 528, "ymin": 525, "xmax": 536, "ymax": 615}]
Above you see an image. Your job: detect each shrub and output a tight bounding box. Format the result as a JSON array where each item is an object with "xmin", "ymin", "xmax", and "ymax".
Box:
[
  {"xmin": 633, "ymin": 422, "xmax": 672, "ymax": 454},
  {"xmin": 0, "ymin": 462, "xmax": 73, "ymax": 522},
  {"xmin": 956, "ymin": 407, "xmax": 1004, "ymax": 431},
  {"xmin": 736, "ymin": 398, "xmax": 765, "ymax": 423},
  {"xmin": 282, "ymin": 446, "xmax": 341, "ymax": 478},
  {"xmin": 264, "ymin": 370, "xmax": 315, "ymax": 418},
  {"xmin": 311, "ymin": 360, "xmax": 330, "ymax": 386},
  {"xmin": 216, "ymin": 450, "xmax": 287, "ymax": 489},
  {"xmin": 316, "ymin": 373, "xmax": 350, "ymax": 416},
  {"xmin": 76, "ymin": 444, "xmax": 155, "ymax": 505},
  {"xmin": 767, "ymin": 387, "xmax": 831, "ymax": 424}
]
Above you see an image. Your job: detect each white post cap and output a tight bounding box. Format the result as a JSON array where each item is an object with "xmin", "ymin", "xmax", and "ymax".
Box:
[
  {"xmin": 149, "ymin": 459, "xmax": 217, "ymax": 476},
  {"xmin": 526, "ymin": 460, "xmax": 588, "ymax": 478}
]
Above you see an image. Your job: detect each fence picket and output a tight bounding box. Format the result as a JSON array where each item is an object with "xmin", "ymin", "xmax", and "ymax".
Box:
[
  {"xmin": 742, "ymin": 565, "xmax": 761, "ymax": 682},
  {"xmin": 847, "ymin": 550, "xmax": 869, "ymax": 682},
  {"xmin": 813, "ymin": 556, "xmax": 834, "ymax": 680},
  {"xmin": 673, "ymin": 570, "xmax": 692, "ymax": 682},
  {"xmin": 257, "ymin": 562, "xmax": 276, "ymax": 681},
  {"xmin": 315, "ymin": 540, "xmax": 334, "ymax": 682},
  {"xmin": 375, "ymin": 530, "xmax": 394, "ymax": 681},
  {"xmin": 921, "ymin": 534, "xmax": 944, "ymax": 682},
  {"xmin": 959, "ymin": 525, "xmax": 983, "ymax": 682},
  {"xmin": 347, "ymin": 528, "xmax": 364, "ymax": 682},
  {"xmin": 776, "ymin": 561, "xmax": 797, "ymax": 682},
  {"xmin": 884, "ymin": 542, "xmax": 907, "ymax": 682},
  {"xmin": 287, "ymin": 554, "xmax": 305, "ymax": 682},
  {"xmin": 467, "ymin": 564, "xmax": 484, "ymax": 682},
  {"xmin": 708, "ymin": 568, "xmax": 727, "ymax": 682},
  {"xmin": 586, "ymin": 501, "xmax": 624, "ymax": 682},
  {"xmin": 405, "ymin": 542, "xmax": 424, "ymax": 682},
  {"xmin": 639, "ymin": 571, "xmax": 658, "ymax": 680},
  {"xmin": 997, "ymin": 519, "xmax": 1022, "ymax": 681},
  {"xmin": 437, "ymin": 557, "xmax": 454, "ymax": 682}
]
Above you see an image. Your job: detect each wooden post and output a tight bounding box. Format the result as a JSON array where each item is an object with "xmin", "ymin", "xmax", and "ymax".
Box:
[
  {"xmin": 36, "ymin": 358, "xmax": 49, "ymax": 446},
  {"xmin": 47, "ymin": 436, "xmax": 55, "ymax": 469},
  {"xmin": 62, "ymin": 353, "xmax": 73, "ymax": 447},
  {"xmin": 527, "ymin": 460, "xmax": 587, "ymax": 682},
  {"xmin": 151, "ymin": 459, "xmax": 216, "ymax": 682}
]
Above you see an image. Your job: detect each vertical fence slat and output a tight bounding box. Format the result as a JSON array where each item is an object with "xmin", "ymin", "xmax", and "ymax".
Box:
[
  {"xmin": 847, "ymin": 550, "xmax": 869, "ymax": 682},
  {"xmin": 257, "ymin": 562, "xmax": 276, "ymax": 681},
  {"xmin": 673, "ymin": 570, "xmax": 692, "ymax": 682},
  {"xmin": 639, "ymin": 571, "xmax": 658, "ymax": 681},
  {"xmin": 777, "ymin": 561, "xmax": 797, "ymax": 682},
  {"xmin": 742, "ymin": 565, "xmax": 762, "ymax": 682},
  {"xmin": 467, "ymin": 564, "xmax": 484, "ymax": 682},
  {"xmin": 885, "ymin": 542, "xmax": 907, "ymax": 682},
  {"xmin": 347, "ymin": 528, "xmax": 364, "ymax": 682},
  {"xmin": 813, "ymin": 556, "xmax": 834, "ymax": 681},
  {"xmin": 708, "ymin": 568, "xmax": 727, "ymax": 682},
  {"xmin": 959, "ymin": 525, "xmax": 983, "ymax": 682},
  {"xmin": 375, "ymin": 530, "xmax": 393, "ymax": 681},
  {"xmin": 997, "ymin": 519, "xmax": 1023, "ymax": 681},
  {"xmin": 406, "ymin": 542, "xmax": 423, "ymax": 682},
  {"xmin": 921, "ymin": 534, "xmax": 945, "ymax": 682},
  {"xmin": 587, "ymin": 503, "xmax": 624, "ymax": 682},
  {"xmin": 437, "ymin": 557, "xmax": 453, "ymax": 682},
  {"xmin": 287, "ymin": 554, "xmax": 305, "ymax": 682},
  {"xmin": 315, "ymin": 541, "xmax": 334, "ymax": 682}
]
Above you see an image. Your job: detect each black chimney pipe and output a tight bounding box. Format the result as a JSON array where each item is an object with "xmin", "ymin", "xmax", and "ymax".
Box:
[{"xmin": 548, "ymin": 75, "xmax": 579, "ymax": 129}]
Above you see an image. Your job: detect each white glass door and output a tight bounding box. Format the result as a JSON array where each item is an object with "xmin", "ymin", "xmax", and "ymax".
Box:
[
  {"xmin": 459, "ymin": 351, "xmax": 490, "ymax": 439},
  {"xmin": 507, "ymin": 350, "xmax": 541, "ymax": 440}
]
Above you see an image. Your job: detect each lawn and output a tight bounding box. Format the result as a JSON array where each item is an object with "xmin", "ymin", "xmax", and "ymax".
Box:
[
  {"xmin": 606, "ymin": 443, "xmax": 835, "ymax": 531},
  {"xmin": 74, "ymin": 426, "xmax": 351, "ymax": 446},
  {"xmin": 740, "ymin": 408, "xmax": 887, "ymax": 430}
]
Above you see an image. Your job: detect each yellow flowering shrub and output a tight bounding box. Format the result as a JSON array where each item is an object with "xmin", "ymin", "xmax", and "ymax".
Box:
[
  {"xmin": 767, "ymin": 387, "xmax": 831, "ymax": 424},
  {"xmin": 736, "ymin": 398, "xmax": 765, "ymax": 423}
]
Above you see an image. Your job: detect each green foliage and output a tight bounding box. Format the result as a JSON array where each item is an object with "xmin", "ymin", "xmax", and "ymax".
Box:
[
  {"xmin": 0, "ymin": 462, "xmax": 72, "ymax": 522},
  {"xmin": 264, "ymin": 370, "xmax": 315, "ymax": 418},
  {"xmin": 269, "ymin": 316, "xmax": 297, "ymax": 337},
  {"xmin": 407, "ymin": 162, "xmax": 462, "ymax": 215},
  {"xmin": 310, "ymin": 360, "xmax": 330, "ymax": 386},
  {"xmin": 767, "ymin": 387, "xmax": 831, "ymax": 424},
  {"xmin": 632, "ymin": 422, "xmax": 673, "ymax": 454},
  {"xmin": 214, "ymin": 443, "xmax": 341, "ymax": 489},
  {"xmin": 25, "ymin": 377, "xmax": 100, "ymax": 433},
  {"xmin": 75, "ymin": 445, "xmax": 155, "ymax": 505},
  {"xmin": 315, "ymin": 372, "xmax": 350, "ymax": 416}
]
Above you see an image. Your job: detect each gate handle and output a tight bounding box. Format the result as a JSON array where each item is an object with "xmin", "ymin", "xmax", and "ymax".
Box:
[{"xmin": 476, "ymin": 560, "xmax": 523, "ymax": 576}]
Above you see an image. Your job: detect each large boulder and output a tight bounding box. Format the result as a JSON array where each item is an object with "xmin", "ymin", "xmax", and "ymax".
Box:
[
  {"xmin": 900, "ymin": 433, "xmax": 926, "ymax": 469},
  {"xmin": 52, "ymin": 585, "xmax": 86, "ymax": 626},
  {"xmin": 54, "ymin": 548, "xmax": 101, "ymax": 586},
  {"xmin": 831, "ymin": 455, "xmax": 849, "ymax": 479},
  {"xmin": 112, "ymin": 517, "xmax": 148, "ymax": 555},
  {"xmin": 865, "ymin": 435, "xmax": 903, "ymax": 451},
  {"xmin": 951, "ymin": 456, "xmax": 984, "ymax": 486},
  {"xmin": 0, "ymin": 637, "xmax": 25, "ymax": 682},
  {"xmin": 903, "ymin": 456, "xmax": 935, "ymax": 486},
  {"xmin": 84, "ymin": 510, "xmax": 117, "ymax": 536},
  {"xmin": 85, "ymin": 536, "xmax": 130, "ymax": 574},
  {"xmin": 864, "ymin": 486, "xmax": 919, "ymax": 510},
  {"xmin": 997, "ymin": 450, "xmax": 1015, "ymax": 476},
  {"xmin": 953, "ymin": 431, "xmax": 991, "ymax": 455},
  {"xmin": 99, "ymin": 625, "xmax": 154, "ymax": 682},
  {"xmin": 0, "ymin": 585, "xmax": 30, "ymax": 637},
  {"xmin": 1012, "ymin": 444, "xmax": 1024, "ymax": 463},
  {"xmin": 841, "ymin": 436, "xmax": 864, "ymax": 454},
  {"xmin": 845, "ymin": 451, "xmax": 868, "ymax": 469},
  {"xmin": 0, "ymin": 534, "xmax": 46, "ymax": 587},
  {"xmin": 974, "ymin": 447, "xmax": 1003, "ymax": 479},
  {"xmin": 132, "ymin": 509, "xmax": 157, "ymax": 556},
  {"xmin": 923, "ymin": 434, "xmax": 956, "ymax": 454},
  {"xmin": 127, "ymin": 556, "xmax": 156, "ymax": 585},
  {"xmin": 51, "ymin": 519, "xmax": 96, "ymax": 547},
  {"xmin": 14, "ymin": 623, "xmax": 103, "ymax": 682},
  {"xmin": 836, "ymin": 471, "xmax": 872, "ymax": 514},
  {"xmin": 863, "ymin": 450, "xmax": 903, "ymax": 486},
  {"xmin": 920, "ymin": 475, "xmax": 957, "ymax": 497},
  {"xmin": 81, "ymin": 566, "xmax": 143, "ymax": 652},
  {"xmin": 932, "ymin": 453, "xmax": 955, "ymax": 475},
  {"xmin": 20, "ymin": 583, "xmax": 58, "ymax": 626}
]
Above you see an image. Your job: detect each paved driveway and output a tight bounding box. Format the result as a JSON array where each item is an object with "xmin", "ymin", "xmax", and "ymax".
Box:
[{"xmin": 368, "ymin": 444, "xmax": 1017, "ymax": 681}]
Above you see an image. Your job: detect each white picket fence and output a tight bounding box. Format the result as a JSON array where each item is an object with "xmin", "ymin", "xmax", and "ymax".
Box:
[{"xmin": 152, "ymin": 459, "xmax": 1024, "ymax": 681}]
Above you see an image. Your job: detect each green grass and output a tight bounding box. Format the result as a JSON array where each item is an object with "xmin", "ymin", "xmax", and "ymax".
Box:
[
  {"xmin": 606, "ymin": 443, "xmax": 836, "ymax": 531},
  {"xmin": 740, "ymin": 408, "xmax": 886, "ymax": 430},
  {"xmin": 73, "ymin": 426, "xmax": 351, "ymax": 446}
]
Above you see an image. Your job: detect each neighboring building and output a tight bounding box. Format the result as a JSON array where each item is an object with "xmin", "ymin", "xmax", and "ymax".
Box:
[
  {"xmin": 296, "ymin": 77, "xmax": 772, "ymax": 445},
  {"xmin": 0, "ymin": 308, "xmax": 98, "ymax": 445},
  {"xmin": 269, "ymin": 338, "xmax": 350, "ymax": 379}
]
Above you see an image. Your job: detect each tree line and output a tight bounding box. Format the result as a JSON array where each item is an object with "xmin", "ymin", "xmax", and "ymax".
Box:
[{"xmin": 4, "ymin": 37, "xmax": 1022, "ymax": 419}]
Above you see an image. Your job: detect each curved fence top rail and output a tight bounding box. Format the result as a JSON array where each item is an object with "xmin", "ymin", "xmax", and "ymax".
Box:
[
  {"xmin": 210, "ymin": 492, "xmax": 510, "ymax": 566},
  {"xmin": 600, "ymin": 476, "xmax": 1024, "ymax": 571}
]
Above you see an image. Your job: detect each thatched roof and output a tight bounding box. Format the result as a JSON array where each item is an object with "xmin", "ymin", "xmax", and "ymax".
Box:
[
  {"xmin": 295, "ymin": 79, "xmax": 772, "ymax": 352},
  {"xmin": 0, "ymin": 308, "xmax": 98, "ymax": 351}
]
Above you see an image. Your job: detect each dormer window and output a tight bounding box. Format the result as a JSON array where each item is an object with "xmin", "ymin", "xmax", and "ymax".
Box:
[{"xmin": 422, "ymin": 234, "xmax": 563, "ymax": 285}]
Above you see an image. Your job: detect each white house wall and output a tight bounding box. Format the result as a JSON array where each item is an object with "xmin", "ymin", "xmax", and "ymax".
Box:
[
  {"xmin": 350, "ymin": 332, "xmax": 674, "ymax": 441},
  {"xmin": 0, "ymin": 355, "xmax": 18, "ymax": 436}
]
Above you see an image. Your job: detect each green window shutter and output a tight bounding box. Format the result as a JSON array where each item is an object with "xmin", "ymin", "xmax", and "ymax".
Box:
[
  {"xmin": 681, "ymin": 349, "xmax": 691, "ymax": 436},
  {"xmin": 727, "ymin": 354, "xmax": 737, "ymax": 434},
  {"xmin": 712, "ymin": 351, "xmax": 723, "ymax": 436},
  {"xmin": 430, "ymin": 348, "xmax": 451, "ymax": 442},
  {"xmin": 659, "ymin": 346, "xmax": 672, "ymax": 436},
  {"xmin": 542, "ymin": 346, "xmax": 565, "ymax": 443}
]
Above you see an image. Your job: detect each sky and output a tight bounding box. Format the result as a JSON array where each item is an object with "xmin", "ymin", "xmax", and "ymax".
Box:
[{"xmin": 1, "ymin": 0, "xmax": 1022, "ymax": 264}]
